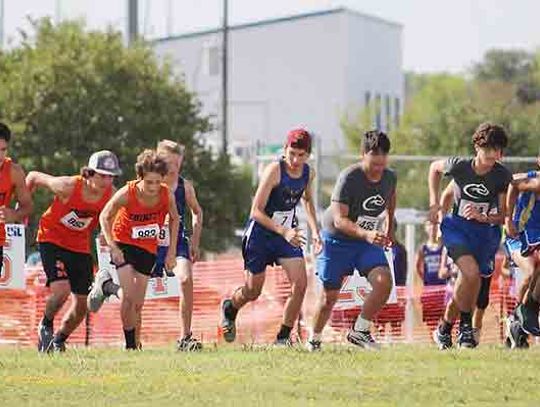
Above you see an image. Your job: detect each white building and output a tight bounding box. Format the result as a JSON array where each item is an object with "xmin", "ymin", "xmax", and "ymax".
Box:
[{"xmin": 153, "ymin": 7, "xmax": 403, "ymax": 159}]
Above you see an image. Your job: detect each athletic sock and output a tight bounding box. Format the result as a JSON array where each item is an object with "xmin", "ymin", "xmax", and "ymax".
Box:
[
  {"xmin": 124, "ymin": 328, "xmax": 137, "ymax": 349},
  {"xmin": 276, "ymin": 324, "xmax": 292, "ymax": 341}
]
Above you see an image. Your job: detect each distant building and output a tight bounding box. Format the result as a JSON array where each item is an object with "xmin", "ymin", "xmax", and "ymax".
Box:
[{"xmin": 153, "ymin": 7, "xmax": 403, "ymax": 159}]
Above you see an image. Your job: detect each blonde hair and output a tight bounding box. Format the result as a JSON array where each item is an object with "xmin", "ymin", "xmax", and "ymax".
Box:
[{"xmin": 157, "ymin": 139, "xmax": 185, "ymax": 156}]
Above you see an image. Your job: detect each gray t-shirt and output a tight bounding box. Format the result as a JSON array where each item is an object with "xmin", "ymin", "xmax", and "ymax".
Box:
[
  {"xmin": 445, "ymin": 157, "xmax": 512, "ymax": 217},
  {"xmin": 322, "ymin": 163, "xmax": 397, "ymax": 239}
]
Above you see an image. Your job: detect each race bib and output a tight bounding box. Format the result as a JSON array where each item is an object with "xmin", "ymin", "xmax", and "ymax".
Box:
[
  {"xmin": 272, "ymin": 210, "xmax": 294, "ymax": 229},
  {"xmin": 131, "ymin": 223, "xmax": 159, "ymax": 240},
  {"xmin": 60, "ymin": 211, "xmax": 93, "ymax": 231},
  {"xmin": 158, "ymin": 226, "xmax": 170, "ymax": 246},
  {"xmin": 356, "ymin": 215, "xmax": 383, "ymax": 231},
  {"xmin": 457, "ymin": 199, "xmax": 489, "ymax": 217}
]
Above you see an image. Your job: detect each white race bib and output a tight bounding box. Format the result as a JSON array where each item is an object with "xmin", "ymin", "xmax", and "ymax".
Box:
[
  {"xmin": 60, "ymin": 211, "xmax": 93, "ymax": 231},
  {"xmin": 272, "ymin": 210, "xmax": 294, "ymax": 229},
  {"xmin": 356, "ymin": 215, "xmax": 383, "ymax": 232},
  {"xmin": 131, "ymin": 223, "xmax": 159, "ymax": 240},
  {"xmin": 158, "ymin": 226, "xmax": 170, "ymax": 246},
  {"xmin": 457, "ymin": 199, "xmax": 489, "ymax": 217}
]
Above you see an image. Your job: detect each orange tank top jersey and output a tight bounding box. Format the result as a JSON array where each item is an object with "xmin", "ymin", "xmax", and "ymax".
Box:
[
  {"xmin": 112, "ymin": 180, "xmax": 169, "ymax": 254},
  {"xmin": 0, "ymin": 158, "xmax": 13, "ymax": 246},
  {"xmin": 37, "ymin": 176, "xmax": 113, "ymax": 254}
]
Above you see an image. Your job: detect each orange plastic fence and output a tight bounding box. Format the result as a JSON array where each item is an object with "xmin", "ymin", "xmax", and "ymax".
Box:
[{"xmin": 0, "ymin": 259, "xmax": 525, "ymax": 348}]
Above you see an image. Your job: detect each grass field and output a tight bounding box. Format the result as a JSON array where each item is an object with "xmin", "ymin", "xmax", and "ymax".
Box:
[{"xmin": 1, "ymin": 344, "xmax": 539, "ymax": 406}]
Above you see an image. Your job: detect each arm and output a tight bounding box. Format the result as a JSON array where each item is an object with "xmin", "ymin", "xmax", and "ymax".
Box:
[
  {"xmin": 165, "ymin": 190, "xmax": 180, "ymax": 270},
  {"xmin": 440, "ymin": 180, "xmax": 454, "ymax": 215},
  {"xmin": 26, "ymin": 171, "xmax": 75, "ymax": 201},
  {"xmin": 2, "ymin": 164, "xmax": 33, "ymax": 223},
  {"xmin": 464, "ymin": 191, "xmax": 507, "ymax": 225},
  {"xmin": 331, "ymin": 202, "xmax": 389, "ymax": 246},
  {"xmin": 438, "ymin": 249, "xmax": 451, "ymax": 280},
  {"xmin": 185, "ymin": 180, "xmax": 203, "ymax": 262},
  {"xmin": 415, "ymin": 248, "xmax": 425, "ymax": 282},
  {"xmin": 99, "ymin": 186, "xmax": 128, "ymax": 264},
  {"xmin": 505, "ymin": 182, "xmax": 520, "ymax": 237},
  {"xmin": 428, "ymin": 160, "xmax": 446, "ymax": 223},
  {"xmin": 301, "ymin": 167, "xmax": 322, "ymax": 254},
  {"xmin": 384, "ymin": 188, "xmax": 396, "ymax": 242}
]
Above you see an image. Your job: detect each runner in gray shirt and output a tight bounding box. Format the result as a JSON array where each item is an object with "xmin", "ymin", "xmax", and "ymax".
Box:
[{"xmin": 307, "ymin": 130, "xmax": 397, "ymax": 351}]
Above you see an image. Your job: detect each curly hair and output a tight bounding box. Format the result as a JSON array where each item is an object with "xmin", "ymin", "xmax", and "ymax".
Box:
[
  {"xmin": 472, "ymin": 122, "xmax": 508, "ymax": 150},
  {"xmin": 0, "ymin": 122, "xmax": 11, "ymax": 142},
  {"xmin": 362, "ymin": 130, "xmax": 391, "ymax": 154},
  {"xmin": 135, "ymin": 149, "xmax": 168, "ymax": 179}
]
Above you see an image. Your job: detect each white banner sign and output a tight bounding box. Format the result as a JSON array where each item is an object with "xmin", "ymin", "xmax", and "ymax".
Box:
[
  {"xmin": 96, "ymin": 239, "xmax": 180, "ymax": 300},
  {"xmin": 0, "ymin": 224, "xmax": 26, "ymax": 290},
  {"xmin": 335, "ymin": 248, "xmax": 397, "ymax": 309}
]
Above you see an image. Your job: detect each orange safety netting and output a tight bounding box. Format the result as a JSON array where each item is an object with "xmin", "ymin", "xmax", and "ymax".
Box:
[{"xmin": 0, "ymin": 257, "xmax": 526, "ymax": 347}]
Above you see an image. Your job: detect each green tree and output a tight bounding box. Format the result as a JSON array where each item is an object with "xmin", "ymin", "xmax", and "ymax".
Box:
[{"xmin": 0, "ymin": 18, "xmax": 251, "ymax": 253}]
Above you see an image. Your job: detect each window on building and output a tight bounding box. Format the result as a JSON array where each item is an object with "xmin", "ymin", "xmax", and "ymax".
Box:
[
  {"xmin": 375, "ymin": 94, "xmax": 382, "ymax": 130},
  {"xmin": 385, "ymin": 95, "xmax": 391, "ymax": 131},
  {"xmin": 394, "ymin": 97, "xmax": 401, "ymax": 127},
  {"xmin": 205, "ymin": 45, "xmax": 220, "ymax": 77}
]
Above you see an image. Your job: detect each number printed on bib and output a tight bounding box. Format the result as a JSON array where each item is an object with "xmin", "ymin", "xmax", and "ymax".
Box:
[
  {"xmin": 356, "ymin": 215, "xmax": 382, "ymax": 231},
  {"xmin": 158, "ymin": 226, "xmax": 170, "ymax": 246},
  {"xmin": 271, "ymin": 210, "xmax": 294, "ymax": 229},
  {"xmin": 131, "ymin": 224, "xmax": 159, "ymax": 240},
  {"xmin": 60, "ymin": 211, "xmax": 93, "ymax": 231},
  {"xmin": 457, "ymin": 199, "xmax": 489, "ymax": 217}
]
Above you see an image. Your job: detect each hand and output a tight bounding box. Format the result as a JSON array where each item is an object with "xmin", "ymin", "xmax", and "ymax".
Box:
[
  {"xmin": 110, "ymin": 246, "xmax": 125, "ymax": 266},
  {"xmin": 98, "ymin": 233, "xmax": 108, "ymax": 247},
  {"xmin": 0, "ymin": 206, "xmax": 19, "ymax": 223},
  {"xmin": 190, "ymin": 244, "xmax": 200, "ymax": 263},
  {"xmin": 282, "ymin": 228, "xmax": 306, "ymax": 248},
  {"xmin": 165, "ymin": 252, "xmax": 177, "ymax": 272},
  {"xmin": 312, "ymin": 234, "xmax": 323, "ymax": 255},
  {"xmin": 505, "ymin": 217, "xmax": 518, "ymax": 238},
  {"xmin": 365, "ymin": 230, "xmax": 391, "ymax": 247},
  {"xmin": 428, "ymin": 203, "xmax": 441, "ymax": 225},
  {"xmin": 462, "ymin": 204, "xmax": 484, "ymax": 222}
]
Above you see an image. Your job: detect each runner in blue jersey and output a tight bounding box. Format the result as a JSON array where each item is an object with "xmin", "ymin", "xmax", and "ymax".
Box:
[
  {"xmin": 154, "ymin": 140, "xmax": 204, "ymax": 351},
  {"xmin": 307, "ymin": 130, "xmax": 396, "ymax": 351},
  {"xmin": 221, "ymin": 128, "xmax": 322, "ymax": 345},
  {"xmin": 428, "ymin": 122, "xmax": 512, "ymax": 348},
  {"xmin": 416, "ymin": 221, "xmax": 447, "ymax": 286},
  {"xmin": 505, "ymin": 152, "xmax": 540, "ymax": 347}
]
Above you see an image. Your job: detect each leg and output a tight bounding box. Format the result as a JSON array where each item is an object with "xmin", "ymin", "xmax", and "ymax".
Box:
[
  {"xmin": 55, "ymin": 294, "xmax": 88, "ymax": 338},
  {"xmin": 358, "ymin": 266, "xmax": 392, "ymax": 322},
  {"xmin": 453, "ymin": 255, "xmax": 481, "ymax": 347},
  {"xmin": 132, "ymin": 272, "xmax": 149, "ymax": 348},
  {"xmin": 38, "ymin": 280, "xmax": 70, "ymax": 352},
  {"xmin": 311, "ymin": 287, "xmax": 340, "ymax": 337},
  {"xmin": 176, "ymin": 258, "xmax": 194, "ymax": 338},
  {"xmin": 277, "ymin": 257, "xmax": 307, "ymax": 340},
  {"xmin": 231, "ymin": 271, "xmax": 266, "ymax": 310},
  {"xmin": 116, "ymin": 264, "xmax": 139, "ymax": 349}
]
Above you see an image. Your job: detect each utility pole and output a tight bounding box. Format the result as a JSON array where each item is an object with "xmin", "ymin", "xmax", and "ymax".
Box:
[
  {"xmin": 127, "ymin": 0, "xmax": 138, "ymax": 45},
  {"xmin": 221, "ymin": 0, "xmax": 229, "ymax": 155},
  {"xmin": 0, "ymin": 0, "xmax": 4, "ymax": 49}
]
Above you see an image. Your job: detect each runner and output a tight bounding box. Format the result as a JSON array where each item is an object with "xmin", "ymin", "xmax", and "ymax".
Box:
[
  {"xmin": 98, "ymin": 149, "xmax": 180, "ymax": 350},
  {"xmin": 27, "ymin": 150, "xmax": 120, "ymax": 352},
  {"xmin": 307, "ymin": 130, "xmax": 396, "ymax": 351},
  {"xmin": 221, "ymin": 128, "xmax": 321, "ymax": 345}
]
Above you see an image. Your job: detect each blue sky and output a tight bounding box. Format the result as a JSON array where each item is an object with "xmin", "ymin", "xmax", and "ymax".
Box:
[{"xmin": 2, "ymin": 0, "xmax": 539, "ymax": 72}]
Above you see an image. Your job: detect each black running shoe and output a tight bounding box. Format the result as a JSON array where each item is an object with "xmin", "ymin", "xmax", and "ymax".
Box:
[
  {"xmin": 346, "ymin": 329, "xmax": 379, "ymax": 350},
  {"xmin": 177, "ymin": 334, "xmax": 203, "ymax": 352},
  {"xmin": 221, "ymin": 299, "xmax": 237, "ymax": 343},
  {"xmin": 306, "ymin": 339, "xmax": 321, "ymax": 352},
  {"xmin": 37, "ymin": 322, "xmax": 54, "ymax": 353},
  {"xmin": 506, "ymin": 316, "xmax": 529, "ymax": 349},
  {"xmin": 457, "ymin": 324, "xmax": 477, "ymax": 349},
  {"xmin": 515, "ymin": 303, "xmax": 540, "ymax": 336},
  {"xmin": 432, "ymin": 326, "xmax": 453, "ymax": 350}
]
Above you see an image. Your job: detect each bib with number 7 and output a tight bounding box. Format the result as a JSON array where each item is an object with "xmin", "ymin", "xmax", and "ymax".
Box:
[{"xmin": 271, "ymin": 210, "xmax": 294, "ymax": 229}]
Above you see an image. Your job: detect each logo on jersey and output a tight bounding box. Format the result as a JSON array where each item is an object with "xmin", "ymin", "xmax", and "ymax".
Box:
[
  {"xmin": 463, "ymin": 183, "xmax": 489, "ymax": 199},
  {"xmin": 362, "ymin": 195, "xmax": 385, "ymax": 212},
  {"xmin": 282, "ymin": 187, "xmax": 304, "ymax": 206}
]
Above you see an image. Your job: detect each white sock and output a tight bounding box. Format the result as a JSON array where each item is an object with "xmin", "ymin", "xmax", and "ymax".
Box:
[
  {"xmin": 354, "ymin": 316, "xmax": 371, "ymax": 332},
  {"xmin": 309, "ymin": 331, "xmax": 322, "ymax": 342}
]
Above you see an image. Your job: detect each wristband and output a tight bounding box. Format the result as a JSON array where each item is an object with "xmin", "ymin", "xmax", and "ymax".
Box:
[{"xmin": 527, "ymin": 171, "xmax": 537, "ymax": 179}]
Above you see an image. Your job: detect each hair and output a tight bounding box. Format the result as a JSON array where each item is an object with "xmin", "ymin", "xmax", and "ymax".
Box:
[
  {"xmin": 362, "ymin": 130, "xmax": 391, "ymax": 154},
  {"xmin": 135, "ymin": 149, "xmax": 168, "ymax": 179},
  {"xmin": 472, "ymin": 122, "xmax": 508, "ymax": 150},
  {"xmin": 80, "ymin": 167, "xmax": 96, "ymax": 179},
  {"xmin": 157, "ymin": 139, "xmax": 185, "ymax": 156},
  {"xmin": 0, "ymin": 122, "xmax": 12, "ymax": 142}
]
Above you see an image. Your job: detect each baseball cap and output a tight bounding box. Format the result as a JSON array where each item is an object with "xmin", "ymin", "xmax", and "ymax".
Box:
[
  {"xmin": 88, "ymin": 150, "xmax": 122, "ymax": 176},
  {"xmin": 286, "ymin": 128, "xmax": 312, "ymax": 153}
]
